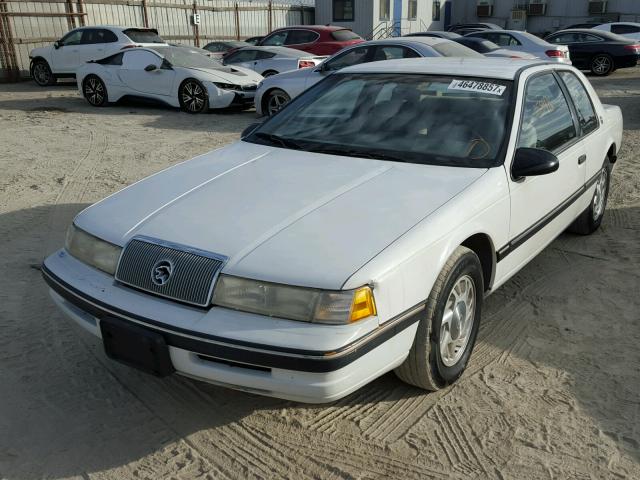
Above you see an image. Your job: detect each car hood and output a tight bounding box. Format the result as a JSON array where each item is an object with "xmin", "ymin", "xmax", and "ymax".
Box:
[
  {"xmin": 76, "ymin": 142, "xmax": 486, "ymax": 289},
  {"xmin": 182, "ymin": 65, "xmax": 263, "ymax": 84}
]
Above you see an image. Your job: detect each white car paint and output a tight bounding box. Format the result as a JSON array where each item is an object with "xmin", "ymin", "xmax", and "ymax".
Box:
[
  {"xmin": 43, "ymin": 58, "xmax": 622, "ymax": 403},
  {"xmin": 222, "ymin": 46, "xmax": 325, "ymax": 76},
  {"xmin": 593, "ymin": 22, "xmax": 640, "ymax": 40},
  {"xmin": 466, "ymin": 30, "xmax": 571, "ymax": 63},
  {"xmin": 76, "ymin": 47, "xmax": 263, "ymax": 110},
  {"xmin": 255, "ymin": 36, "xmax": 483, "ymax": 116},
  {"xmin": 29, "ymin": 26, "xmax": 167, "ymax": 78}
]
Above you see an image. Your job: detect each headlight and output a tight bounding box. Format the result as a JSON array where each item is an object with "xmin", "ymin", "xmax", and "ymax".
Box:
[
  {"xmin": 65, "ymin": 224, "xmax": 122, "ymax": 275},
  {"xmin": 256, "ymin": 81, "xmax": 263, "ymax": 90},
  {"xmin": 213, "ymin": 82, "xmax": 239, "ymax": 91},
  {"xmin": 212, "ymin": 275, "xmax": 376, "ymax": 324}
]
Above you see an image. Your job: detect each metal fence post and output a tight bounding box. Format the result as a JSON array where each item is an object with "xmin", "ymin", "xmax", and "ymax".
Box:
[
  {"xmin": 267, "ymin": 0, "xmax": 272, "ymax": 33},
  {"xmin": 234, "ymin": 2, "xmax": 240, "ymax": 40},
  {"xmin": 192, "ymin": 1, "xmax": 200, "ymax": 47},
  {"xmin": 141, "ymin": 0, "xmax": 149, "ymax": 28},
  {"xmin": 0, "ymin": 0, "xmax": 19, "ymax": 82},
  {"xmin": 77, "ymin": 0, "xmax": 86, "ymax": 26}
]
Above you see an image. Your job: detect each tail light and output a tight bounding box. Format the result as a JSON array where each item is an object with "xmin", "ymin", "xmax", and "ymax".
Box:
[
  {"xmin": 623, "ymin": 44, "xmax": 640, "ymax": 53},
  {"xmin": 298, "ymin": 60, "xmax": 315, "ymax": 69},
  {"xmin": 545, "ymin": 49, "xmax": 565, "ymax": 58}
]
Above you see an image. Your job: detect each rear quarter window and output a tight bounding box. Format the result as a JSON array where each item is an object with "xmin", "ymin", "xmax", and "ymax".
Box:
[
  {"xmin": 331, "ymin": 30, "xmax": 362, "ymax": 41},
  {"xmin": 123, "ymin": 29, "xmax": 164, "ymax": 44}
]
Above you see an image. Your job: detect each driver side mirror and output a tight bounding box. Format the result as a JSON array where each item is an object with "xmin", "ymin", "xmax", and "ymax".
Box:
[
  {"xmin": 144, "ymin": 64, "xmax": 158, "ymax": 72},
  {"xmin": 54, "ymin": 41, "xmax": 60, "ymax": 49},
  {"xmin": 511, "ymin": 147, "xmax": 559, "ymax": 180}
]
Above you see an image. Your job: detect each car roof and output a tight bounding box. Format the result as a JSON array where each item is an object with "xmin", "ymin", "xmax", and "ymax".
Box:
[
  {"xmin": 548, "ymin": 28, "xmax": 630, "ymax": 40},
  {"xmin": 362, "ymin": 36, "xmax": 447, "ymax": 46},
  {"xmin": 271, "ymin": 25, "xmax": 352, "ymax": 32},
  {"xmin": 339, "ymin": 57, "xmax": 550, "ymax": 79}
]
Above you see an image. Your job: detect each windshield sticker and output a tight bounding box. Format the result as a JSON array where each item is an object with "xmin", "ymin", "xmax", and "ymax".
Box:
[{"xmin": 448, "ymin": 79, "xmax": 506, "ymax": 96}]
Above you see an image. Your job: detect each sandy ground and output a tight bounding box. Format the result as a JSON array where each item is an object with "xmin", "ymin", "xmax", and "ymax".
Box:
[{"xmin": 0, "ymin": 69, "xmax": 639, "ymax": 480}]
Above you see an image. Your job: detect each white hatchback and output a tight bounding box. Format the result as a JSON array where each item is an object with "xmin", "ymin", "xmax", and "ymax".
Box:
[
  {"xmin": 43, "ymin": 58, "xmax": 622, "ymax": 403},
  {"xmin": 29, "ymin": 26, "xmax": 167, "ymax": 86}
]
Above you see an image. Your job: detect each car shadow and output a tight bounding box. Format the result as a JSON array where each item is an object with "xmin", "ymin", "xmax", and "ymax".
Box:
[{"xmin": 1, "ymin": 200, "xmax": 639, "ymax": 478}]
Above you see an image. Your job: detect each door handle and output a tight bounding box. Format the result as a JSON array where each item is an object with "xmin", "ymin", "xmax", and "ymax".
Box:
[{"xmin": 578, "ymin": 154, "xmax": 587, "ymax": 165}]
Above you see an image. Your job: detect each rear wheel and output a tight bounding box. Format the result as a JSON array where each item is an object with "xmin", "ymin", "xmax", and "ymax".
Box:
[
  {"xmin": 395, "ymin": 246, "xmax": 483, "ymax": 391},
  {"xmin": 32, "ymin": 60, "xmax": 56, "ymax": 86},
  {"xmin": 590, "ymin": 54, "xmax": 613, "ymax": 76},
  {"xmin": 265, "ymin": 88, "xmax": 290, "ymax": 116},
  {"xmin": 568, "ymin": 159, "xmax": 611, "ymax": 234},
  {"xmin": 83, "ymin": 75, "xmax": 107, "ymax": 107},
  {"xmin": 179, "ymin": 79, "xmax": 208, "ymax": 113}
]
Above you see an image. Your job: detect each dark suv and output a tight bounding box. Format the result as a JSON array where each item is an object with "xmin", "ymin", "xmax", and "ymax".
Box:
[{"xmin": 258, "ymin": 25, "xmax": 363, "ymax": 56}]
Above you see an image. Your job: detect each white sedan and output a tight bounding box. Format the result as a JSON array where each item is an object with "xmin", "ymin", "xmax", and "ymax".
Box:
[
  {"xmin": 222, "ymin": 46, "xmax": 325, "ymax": 77},
  {"xmin": 30, "ymin": 26, "xmax": 167, "ymax": 86},
  {"xmin": 255, "ymin": 36, "xmax": 482, "ymax": 116},
  {"xmin": 76, "ymin": 46, "xmax": 263, "ymax": 112},
  {"xmin": 43, "ymin": 58, "xmax": 622, "ymax": 403}
]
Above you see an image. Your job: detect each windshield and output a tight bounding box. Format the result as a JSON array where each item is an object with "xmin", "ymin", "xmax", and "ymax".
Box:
[
  {"xmin": 151, "ymin": 46, "xmax": 224, "ymax": 69},
  {"xmin": 246, "ymin": 73, "xmax": 513, "ymax": 168},
  {"xmin": 123, "ymin": 28, "xmax": 164, "ymax": 44}
]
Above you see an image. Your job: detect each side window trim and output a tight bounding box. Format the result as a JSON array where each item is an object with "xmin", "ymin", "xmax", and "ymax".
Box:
[{"xmin": 515, "ymin": 69, "xmax": 579, "ymax": 156}]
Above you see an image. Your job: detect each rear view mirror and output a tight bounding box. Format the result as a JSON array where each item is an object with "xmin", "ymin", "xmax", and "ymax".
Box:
[
  {"xmin": 511, "ymin": 147, "xmax": 559, "ymax": 180},
  {"xmin": 54, "ymin": 41, "xmax": 60, "ymax": 49},
  {"xmin": 144, "ymin": 64, "xmax": 157, "ymax": 72}
]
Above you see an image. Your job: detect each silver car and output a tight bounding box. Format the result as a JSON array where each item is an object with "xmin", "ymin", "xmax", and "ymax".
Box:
[
  {"xmin": 465, "ymin": 30, "xmax": 571, "ymax": 63},
  {"xmin": 255, "ymin": 37, "xmax": 482, "ymax": 116},
  {"xmin": 222, "ymin": 46, "xmax": 325, "ymax": 77}
]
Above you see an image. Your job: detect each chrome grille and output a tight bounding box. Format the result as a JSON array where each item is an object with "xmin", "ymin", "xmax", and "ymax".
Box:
[{"xmin": 115, "ymin": 237, "xmax": 227, "ymax": 307}]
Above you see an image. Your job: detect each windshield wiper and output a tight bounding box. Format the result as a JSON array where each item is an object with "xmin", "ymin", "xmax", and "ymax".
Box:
[
  {"xmin": 252, "ymin": 132, "xmax": 303, "ymax": 150},
  {"xmin": 307, "ymin": 145, "xmax": 407, "ymax": 163}
]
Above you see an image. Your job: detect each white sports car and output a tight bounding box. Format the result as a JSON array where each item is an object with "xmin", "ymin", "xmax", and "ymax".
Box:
[
  {"xmin": 43, "ymin": 58, "xmax": 622, "ymax": 403},
  {"xmin": 76, "ymin": 46, "xmax": 263, "ymax": 112}
]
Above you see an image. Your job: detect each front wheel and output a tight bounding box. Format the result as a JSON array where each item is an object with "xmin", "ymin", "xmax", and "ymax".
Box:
[
  {"xmin": 395, "ymin": 246, "xmax": 484, "ymax": 391},
  {"xmin": 32, "ymin": 60, "xmax": 56, "ymax": 86},
  {"xmin": 179, "ymin": 79, "xmax": 208, "ymax": 113},
  {"xmin": 265, "ymin": 88, "xmax": 291, "ymax": 116},
  {"xmin": 590, "ymin": 54, "xmax": 614, "ymax": 76},
  {"xmin": 83, "ymin": 75, "xmax": 108, "ymax": 107},
  {"xmin": 568, "ymin": 160, "xmax": 611, "ymax": 235}
]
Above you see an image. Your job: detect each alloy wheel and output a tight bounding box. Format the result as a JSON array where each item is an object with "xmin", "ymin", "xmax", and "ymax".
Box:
[
  {"xmin": 181, "ymin": 81, "xmax": 206, "ymax": 113},
  {"xmin": 33, "ymin": 63, "xmax": 51, "ymax": 86},
  {"xmin": 267, "ymin": 91, "xmax": 290, "ymax": 116},
  {"xmin": 592, "ymin": 55, "xmax": 612, "ymax": 75},
  {"xmin": 84, "ymin": 77, "xmax": 105, "ymax": 106},
  {"xmin": 592, "ymin": 167, "xmax": 608, "ymax": 221},
  {"xmin": 439, "ymin": 275, "xmax": 476, "ymax": 367}
]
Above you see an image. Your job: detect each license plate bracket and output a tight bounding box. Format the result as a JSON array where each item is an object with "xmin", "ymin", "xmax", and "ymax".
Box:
[{"xmin": 100, "ymin": 317, "xmax": 175, "ymax": 377}]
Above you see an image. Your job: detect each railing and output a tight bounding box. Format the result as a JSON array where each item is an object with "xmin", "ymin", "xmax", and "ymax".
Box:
[{"xmin": 366, "ymin": 21, "xmax": 401, "ymax": 40}]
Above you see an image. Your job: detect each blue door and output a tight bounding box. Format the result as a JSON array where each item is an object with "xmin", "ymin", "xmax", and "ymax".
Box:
[
  {"xmin": 444, "ymin": 1, "xmax": 452, "ymax": 29},
  {"xmin": 393, "ymin": 0, "xmax": 402, "ymax": 36}
]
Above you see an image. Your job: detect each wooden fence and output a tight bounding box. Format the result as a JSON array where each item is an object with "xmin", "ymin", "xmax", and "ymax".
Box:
[{"xmin": 0, "ymin": 0, "xmax": 314, "ymax": 81}]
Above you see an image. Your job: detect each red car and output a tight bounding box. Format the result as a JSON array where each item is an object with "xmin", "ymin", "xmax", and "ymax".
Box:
[{"xmin": 258, "ymin": 25, "xmax": 363, "ymax": 56}]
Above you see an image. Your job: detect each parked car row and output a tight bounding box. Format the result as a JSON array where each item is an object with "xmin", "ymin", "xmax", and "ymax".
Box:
[{"xmin": 443, "ymin": 22, "xmax": 640, "ymax": 76}]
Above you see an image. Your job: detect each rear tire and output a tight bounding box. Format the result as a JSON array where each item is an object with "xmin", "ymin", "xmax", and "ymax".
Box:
[
  {"xmin": 82, "ymin": 75, "xmax": 108, "ymax": 107},
  {"xmin": 32, "ymin": 60, "xmax": 56, "ymax": 86},
  {"xmin": 568, "ymin": 159, "xmax": 611, "ymax": 235},
  {"xmin": 179, "ymin": 79, "xmax": 209, "ymax": 113},
  {"xmin": 590, "ymin": 54, "xmax": 614, "ymax": 76},
  {"xmin": 395, "ymin": 246, "xmax": 483, "ymax": 391}
]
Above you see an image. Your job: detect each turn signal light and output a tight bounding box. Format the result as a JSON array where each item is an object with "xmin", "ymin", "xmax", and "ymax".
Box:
[
  {"xmin": 298, "ymin": 60, "xmax": 316, "ymax": 69},
  {"xmin": 349, "ymin": 286, "xmax": 377, "ymax": 322}
]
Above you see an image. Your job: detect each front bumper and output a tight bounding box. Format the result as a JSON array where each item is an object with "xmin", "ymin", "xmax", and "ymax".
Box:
[
  {"xmin": 207, "ymin": 84, "xmax": 256, "ymax": 109},
  {"xmin": 42, "ymin": 251, "xmax": 422, "ymax": 402}
]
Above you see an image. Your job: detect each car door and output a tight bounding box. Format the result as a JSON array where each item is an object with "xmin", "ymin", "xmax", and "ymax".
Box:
[
  {"xmin": 77, "ymin": 29, "xmax": 118, "ymax": 65},
  {"xmin": 305, "ymin": 45, "xmax": 372, "ymax": 90},
  {"xmin": 117, "ymin": 50, "xmax": 175, "ymax": 96},
  {"xmin": 501, "ymin": 71, "xmax": 586, "ymax": 274},
  {"xmin": 260, "ymin": 30, "xmax": 289, "ymax": 47},
  {"xmin": 223, "ymin": 49, "xmax": 260, "ymax": 71},
  {"xmin": 284, "ymin": 29, "xmax": 320, "ymax": 52},
  {"xmin": 50, "ymin": 29, "xmax": 83, "ymax": 73}
]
